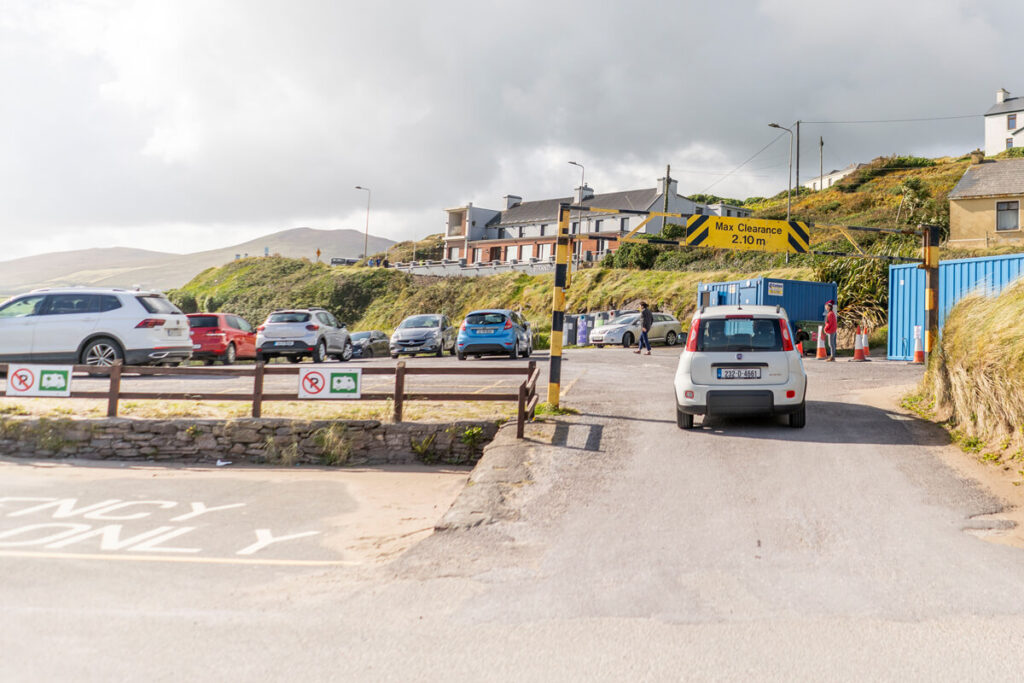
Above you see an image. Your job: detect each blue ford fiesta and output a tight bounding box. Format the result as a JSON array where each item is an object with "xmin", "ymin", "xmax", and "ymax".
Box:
[{"xmin": 457, "ymin": 309, "xmax": 533, "ymax": 360}]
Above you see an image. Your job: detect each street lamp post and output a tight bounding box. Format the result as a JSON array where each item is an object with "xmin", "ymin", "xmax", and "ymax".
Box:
[
  {"xmin": 768, "ymin": 123, "xmax": 793, "ymax": 221},
  {"xmin": 355, "ymin": 186, "xmax": 371, "ymax": 262},
  {"xmin": 568, "ymin": 161, "xmax": 585, "ymax": 265}
]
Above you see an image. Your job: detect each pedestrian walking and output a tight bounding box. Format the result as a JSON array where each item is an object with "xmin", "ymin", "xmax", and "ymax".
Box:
[
  {"xmin": 633, "ymin": 301, "xmax": 653, "ymax": 355},
  {"xmin": 823, "ymin": 300, "xmax": 838, "ymax": 361}
]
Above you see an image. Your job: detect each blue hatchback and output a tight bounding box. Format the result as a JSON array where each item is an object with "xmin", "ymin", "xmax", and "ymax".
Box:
[{"xmin": 457, "ymin": 309, "xmax": 533, "ymax": 360}]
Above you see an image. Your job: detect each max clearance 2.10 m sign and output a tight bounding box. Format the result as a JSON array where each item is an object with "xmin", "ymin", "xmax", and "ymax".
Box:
[
  {"xmin": 684, "ymin": 215, "xmax": 811, "ymax": 254},
  {"xmin": 5, "ymin": 364, "xmax": 74, "ymax": 397},
  {"xmin": 297, "ymin": 367, "xmax": 362, "ymax": 399}
]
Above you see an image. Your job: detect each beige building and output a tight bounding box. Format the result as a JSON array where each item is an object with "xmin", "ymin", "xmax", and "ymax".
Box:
[{"xmin": 948, "ymin": 155, "xmax": 1024, "ymax": 248}]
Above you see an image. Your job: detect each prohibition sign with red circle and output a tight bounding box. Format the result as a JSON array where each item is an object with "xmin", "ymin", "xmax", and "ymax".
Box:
[
  {"xmin": 301, "ymin": 370, "xmax": 326, "ymax": 395},
  {"xmin": 11, "ymin": 368, "xmax": 34, "ymax": 392}
]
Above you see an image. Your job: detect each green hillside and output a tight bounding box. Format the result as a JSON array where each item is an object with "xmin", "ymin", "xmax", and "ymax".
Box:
[{"xmin": 167, "ymin": 257, "xmax": 811, "ymax": 346}]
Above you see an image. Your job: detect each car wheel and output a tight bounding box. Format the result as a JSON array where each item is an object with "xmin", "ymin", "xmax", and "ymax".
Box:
[
  {"xmin": 203, "ymin": 359, "xmax": 215, "ymax": 366},
  {"xmin": 449, "ymin": 342, "xmax": 456, "ymax": 356},
  {"xmin": 622, "ymin": 332, "xmax": 634, "ymax": 348},
  {"xmin": 676, "ymin": 405, "xmax": 694, "ymax": 430},
  {"xmin": 340, "ymin": 340, "xmax": 353, "ymax": 362},
  {"xmin": 509, "ymin": 342, "xmax": 518, "ymax": 360},
  {"xmin": 390, "ymin": 353, "xmax": 399, "ymax": 360},
  {"xmin": 224, "ymin": 343, "xmax": 237, "ymax": 365},
  {"xmin": 665, "ymin": 331, "xmax": 677, "ymax": 346},
  {"xmin": 595, "ymin": 343, "xmax": 603, "ymax": 348},
  {"xmin": 435, "ymin": 343, "xmax": 443, "ymax": 357},
  {"xmin": 788, "ymin": 403, "xmax": 806, "ymax": 429},
  {"xmin": 312, "ymin": 339, "xmax": 327, "ymax": 363},
  {"xmin": 81, "ymin": 337, "xmax": 123, "ymax": 367},
  {"xmin": 457, "ymin": 352, "xmax": 466, "ymax": 361},
  {"xmin": 287, "ymin": 356, "xmax": 302, "ymax": 364}
]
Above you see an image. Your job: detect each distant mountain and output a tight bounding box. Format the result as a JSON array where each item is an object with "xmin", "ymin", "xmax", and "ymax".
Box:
[{"xmin": 0, "ymin": 227, "xmax": 394, "ymax": 296}]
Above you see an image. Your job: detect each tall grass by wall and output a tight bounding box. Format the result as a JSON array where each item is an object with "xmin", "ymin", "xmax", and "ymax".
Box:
[{"xmin": 924, "ymin": 278, "xmax": 1024, "ymax": 447}]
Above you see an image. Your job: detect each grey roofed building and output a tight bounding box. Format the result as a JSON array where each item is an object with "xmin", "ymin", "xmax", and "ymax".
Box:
[
  {"xmin": 986, "ymin": 96, "xmax": 1024, "ymax": 117},
  {"xmin": 949, "ymin": 158, "xmax": 1024, "ymax": 200},
  {"xmin": 490, "ymin": 188, "xmax": 660, "ymax": 226}
]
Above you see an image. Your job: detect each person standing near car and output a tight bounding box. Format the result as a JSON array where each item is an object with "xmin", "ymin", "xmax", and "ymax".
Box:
[
  {"xmin": 634, "ymin": 301, "xmax": 653, "ymax": 356},
  {"xmin": 823, "ymin": 300, "xmax": 838, "ymax": 362}
]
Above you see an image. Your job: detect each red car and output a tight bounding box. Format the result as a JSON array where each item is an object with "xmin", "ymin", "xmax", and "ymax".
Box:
[{"xmin": 187, "ymin": 313, "xmax": 257, "ymax": 365}]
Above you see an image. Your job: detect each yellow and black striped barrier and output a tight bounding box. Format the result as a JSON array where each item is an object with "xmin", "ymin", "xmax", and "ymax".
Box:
[{"xmin": 547, "ymin": 203, "xmax": 572, "ymax": 406}]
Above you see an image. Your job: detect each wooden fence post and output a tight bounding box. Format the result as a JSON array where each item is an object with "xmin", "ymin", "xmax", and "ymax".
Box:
[
  {"xmin": 106, "ymin": 361, "xmax": 122, "ymax": 418},
  {"xmin": 393, "ymin": 361, "xmax": 406, "ymax": 422},
  {"xmin": 252, "ymin": 361, "xmax": 265, "ymax": 418},
  {"xmin": 517, "ymin": 382, "xmax": 527, "ymax": 439}
]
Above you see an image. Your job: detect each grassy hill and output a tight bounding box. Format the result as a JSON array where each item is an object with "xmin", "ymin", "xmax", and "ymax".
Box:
[{"xmin": 168, "ymin": 257, "xmax": 812, "ymax": 347}]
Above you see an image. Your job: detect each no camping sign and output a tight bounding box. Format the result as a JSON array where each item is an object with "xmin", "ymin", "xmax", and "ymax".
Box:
[
  {"xmin": 5, "ymin": 364, "xmax": 74, "ymax": 397},
  {"xmin": 297, "ymin": 367, "xmax": 361, "ymax": 399}
]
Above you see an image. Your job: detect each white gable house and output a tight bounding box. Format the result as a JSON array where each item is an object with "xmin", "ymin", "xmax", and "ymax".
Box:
[{"xmin": 985, "ymin": 88, "xmax": 1024, "ymax": 156}]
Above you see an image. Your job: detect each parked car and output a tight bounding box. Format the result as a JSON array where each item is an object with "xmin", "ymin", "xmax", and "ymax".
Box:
[
  {"xmin": 589, "ymin": 311, "xmax": 683, "ymax": 348},
  {"xmin": 350, "ymin": 330, "xmax": 390, "ymax": 358},
  {"xmin": 255, "ymin": 308, "xmax": 352, "ymax": 363},
  {"xmin": 187, "ymin": 313, "xmax": 257, "ymax": 365},
  {"xmin": 673, "ymin": 305, "xmax": 807, "ymax": 430},
  {"xmin": 0, "ymin": 288, "xmax": 191, "ymax": 366},
  {"xmin": 456, "ymin": 309, "xmax": 533, "ymax": 360},
  {"xmin": 389, "ymin": 314, "xmax": 457, "ymax": 358}
]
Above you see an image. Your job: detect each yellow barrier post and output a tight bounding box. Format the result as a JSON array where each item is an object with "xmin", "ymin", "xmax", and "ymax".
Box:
[
  {"xmin": 921, "ymin": 224, "xmax": 940, "ymax": 363},
  {"xmin": 547, "ymin": 203, "xmax": 572, "ymax": 406}
]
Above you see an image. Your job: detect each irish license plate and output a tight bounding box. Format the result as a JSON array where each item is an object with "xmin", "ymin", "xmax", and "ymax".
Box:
[
  {"xmin": 475, "ymin": 328, "xmax": 494, "ymax": 334},
  {"xmin": 717, "ymin": 368, "xmax": 761, "ymax": 379},
  {"xmin": 275, "ymin": 341, "xmax": 294, "ymax": 347}
]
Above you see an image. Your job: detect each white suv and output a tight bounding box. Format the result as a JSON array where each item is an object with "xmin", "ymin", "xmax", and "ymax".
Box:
[
  {"xmin": 0, "ymin": 288, "xmax": 192, "ymax": 366},
  {"xmin": 256, "ymin": 308, "xmax": 353, "ymax": 363},
  {"xmin": 674, "ymin": 305, "xmax": 807, "ymax": 429}
]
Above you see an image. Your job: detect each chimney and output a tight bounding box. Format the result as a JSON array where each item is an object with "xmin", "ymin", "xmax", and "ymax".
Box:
[
  {"xmin": 997, "ymin": 88, "xmax": 1010, "ymax": 104},
  {"xmin": 658, "ymin": 175, "xmax": 677, "ymax": 197},
  {"xmin": 573, "ymin": 184, "xmax": 594, "ymax": 204},
  {"xmin": 504, "ymin": 194, "xmax": 522, "ymax": 209},
  {"xmin": 970, "ymin": 149, "xmax": 985, "ymax": 165}
]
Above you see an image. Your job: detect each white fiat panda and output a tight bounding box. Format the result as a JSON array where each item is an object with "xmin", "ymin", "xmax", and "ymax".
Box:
[{"xmin": 674, "ymin": 305, "xmax": 807, "ymax": 429}]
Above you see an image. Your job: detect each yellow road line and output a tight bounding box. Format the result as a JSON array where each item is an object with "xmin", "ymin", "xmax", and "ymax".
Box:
[
  {"xmin": 0, "ymin": 550, "xmax": 359, "ymax": 567},
  {"xmin": 560, "ymin": 369, "xmax": 586, "ymax": 398}
]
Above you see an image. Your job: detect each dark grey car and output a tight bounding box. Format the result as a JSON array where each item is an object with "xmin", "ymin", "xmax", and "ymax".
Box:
[
  {"xmin": 389, "ymin": 314, "xmax": 457, "ymax": 358},
  {"xmin": 351, "ymin": 330, "xmax": 390, "ymax": 358}
]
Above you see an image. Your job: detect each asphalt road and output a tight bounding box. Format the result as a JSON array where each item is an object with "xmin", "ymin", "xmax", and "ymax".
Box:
[{"xmin": 4, "ymin": 348, "xmax": 1024, "ymax": 680}]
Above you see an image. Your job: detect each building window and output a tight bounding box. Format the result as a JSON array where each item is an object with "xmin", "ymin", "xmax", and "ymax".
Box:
[
  {"xmin": 571, "ymin": 221, "xmax": 578, "ymax": 234},
  {"xmin": 518, "ymin": 226, "xmax": 525, "ymax": 238},
  {"xmin": 726, "ymin": 209, "xmax": 732, "ymax": 217},
  {"xmin": 1009, "ymin": 114, "xmax": 1017, "ymax": 130},
  {"xmin": 620, "ymin": 217, "xmax": 629, "ymax": 231},
  {"xmin": 594, "ymin": 219, "xmax": 602, "ymax": 232},
  {"xmin": 997, "ymin": 201, "xmax": 1020, "ymax": 231},
  {"xmin": 539, "ymin": 224, "xmax": 547, "ymax": 236},
  {"xmin": 1008, "ymin": 138, "xmax": 1015, "ymax": 150},
  {"xmin": 695, "ymin": 207, "xmax": 703, "ymax": 215},
  {"xmin": 522, "ymin": 244, "xmax": 534, "ymax": 259}
]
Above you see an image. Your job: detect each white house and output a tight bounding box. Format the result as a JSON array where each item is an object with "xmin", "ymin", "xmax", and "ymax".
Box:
[
  {"xmin": 801, "ymin": 163, "xmax": 865, "ymax": 191},
  {"xmin": 443, "ymin": 176, "xmax": 702, "ymax": 264},
  {"xmin": 984, "ymin": 88, "xmax": 1024, "ymax": 157},
  {"xmin": 705, "ymin": 202, "xmax": 752, "ymax": 218}
]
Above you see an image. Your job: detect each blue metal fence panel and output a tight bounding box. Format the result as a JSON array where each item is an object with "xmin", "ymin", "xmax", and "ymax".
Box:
[{"xmin": 888, "ymin": 253, "xmax": 1024, "ymax": 360}]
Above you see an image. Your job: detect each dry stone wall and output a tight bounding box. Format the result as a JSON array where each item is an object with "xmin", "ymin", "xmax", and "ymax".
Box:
[{"xmin": 0, "ymin": 417, "xmax": 498, "ymax": 466}]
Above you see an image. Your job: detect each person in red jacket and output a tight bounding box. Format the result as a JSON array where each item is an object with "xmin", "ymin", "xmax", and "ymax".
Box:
[{"xmin": 823, "ymin": 300, "xmax": 838, "ymax": 361}]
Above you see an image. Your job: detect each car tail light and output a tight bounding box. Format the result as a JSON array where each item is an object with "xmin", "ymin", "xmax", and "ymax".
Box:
[
  {"xmin": 460, "ymin": 321, "xmax": 467, "ymax": 331},
  {"xmin": 685, "ymin": 318, "xmax": 700, "ymax": 351},
  {"xmin": 306, "ymin": 324, "xmax": 319, "ymax": 331},
  {"xmin": 780, "ymin": 322, "xmax": 795, "ymax": 352},
  {"xmin": 257, "ymin": 325, "xmax": 265, "ymax": 332},
  {"xmin": 786, "ymin": 390, "xmax": 796, "ymax": 398},
  {"xmin": 725, "ymin": 314, "xmax": 753, "ymax": 319},
  {"xmin": 504, "ymin": 319, "xmax": 513, "ymax": 329},
  {"xmin": 136, "ymin": 318, "xmax": 165, "ymax": 328}
]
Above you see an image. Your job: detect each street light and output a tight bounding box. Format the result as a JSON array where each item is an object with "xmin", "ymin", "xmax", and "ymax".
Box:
[
  {"xmin": 354, "ymin": 186, "xmax": 371, "ymax": 262},
  {"xmin": 568, "ymin": 161, "xmax": 585, "ymax": 264},
  {"xmin": 768, "ymin": 123, "xmax": 793, "ymax": 221}
]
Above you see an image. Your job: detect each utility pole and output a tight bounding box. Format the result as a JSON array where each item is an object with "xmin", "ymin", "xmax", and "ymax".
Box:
[
  {"xmin": 795, "ymin": 120, "xmax": 801, "ymax": 205},
  {"xmin": 819, "ymin": 136, "xmax": 823, "ymax": 191},
  {"xmin": 662, "ymin": 164, "xmax": 671, "ymax": 233}
]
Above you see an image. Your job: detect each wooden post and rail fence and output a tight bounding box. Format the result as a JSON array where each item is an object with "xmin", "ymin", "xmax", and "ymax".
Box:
[{"xmin": 0, "ymin": 361, "xmax": 541, "ymax": 439}]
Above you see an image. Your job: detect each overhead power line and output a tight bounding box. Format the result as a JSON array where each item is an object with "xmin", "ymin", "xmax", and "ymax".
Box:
[
  {"xmin": 700, "ymin": 130, "xmax": 789, "ymax": 194},
  {"xmin": 804, "ymin": 114, "xmax": 979, "ymax": 124}
]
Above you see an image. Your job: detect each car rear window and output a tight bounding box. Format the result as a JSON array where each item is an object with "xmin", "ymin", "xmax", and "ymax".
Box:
[
  {"xmin": 697, "ymin": 317, "xmax": 784, "ymax": 352},
  {"xmin": 188, "ymin": 315, "xmax": 219, "ymax": 328},
  {"xmin": 350, "ymin": 332, "xmax": 370, "ymax": 340},
  {"xmin": 268, "ymin": 312, "xmax": 310, "ymax": 323},
  {"xmin": 136, "ymin": 295, "xmax": 181, "ymax": 314},
  {"xmin": 466, "ymin": 312, "xmax": 507, "ymax": 325}
]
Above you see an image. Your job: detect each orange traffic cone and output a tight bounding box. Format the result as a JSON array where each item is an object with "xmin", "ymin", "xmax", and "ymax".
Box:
[
  {"xmin": 796, "ymin": 341, "xmax": 804, "ymax": 355},
  {"xmin": 815, "ymin": 325, "xmax": 827, "ymax": 360},
  {"xmin": 910, "ymin": 325, "xmax": 925, "ymax": 364},
  {"xmin": 862, "ymin": 328, "xmax": 871, "ymax": 358},
  {"xmin": 849, "ymin": 326, "xmax": 867, "ymax": 362}
]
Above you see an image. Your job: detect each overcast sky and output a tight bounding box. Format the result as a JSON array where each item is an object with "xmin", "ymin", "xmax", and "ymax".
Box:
[{"xmin": 1, "ymin": 0, "xmax": 1017, "ymax": 260}]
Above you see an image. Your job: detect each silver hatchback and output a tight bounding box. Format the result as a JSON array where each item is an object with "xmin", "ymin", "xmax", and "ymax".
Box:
[
  {"xmin": 255, "ymin": 308, "xmax": 352, "ymax": 363},
  {"xmin": 589, "ymin": 312, "xmax": 684, "ymax": 348}
]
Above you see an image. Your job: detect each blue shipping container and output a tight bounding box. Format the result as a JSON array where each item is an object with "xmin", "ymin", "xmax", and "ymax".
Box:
[
  {"xmin": 696, "ymin": 277, "xmax": 838, "ymax": 335},
  {"xmin": 888, "ymin": 252, "xmax": 1024, "ymax": 360}
]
